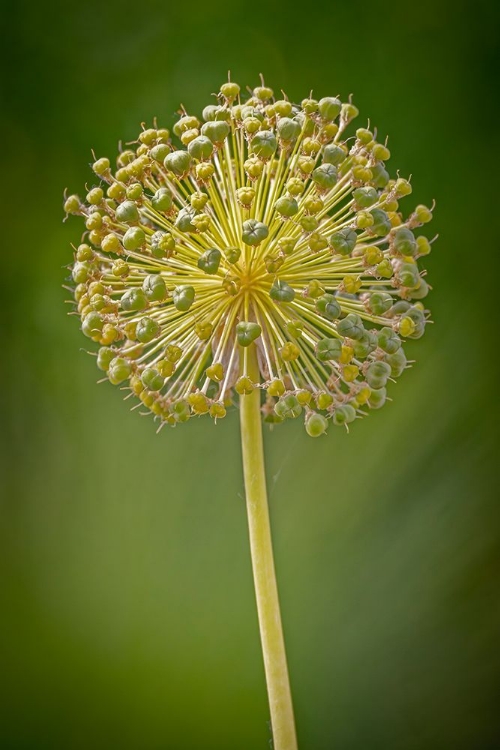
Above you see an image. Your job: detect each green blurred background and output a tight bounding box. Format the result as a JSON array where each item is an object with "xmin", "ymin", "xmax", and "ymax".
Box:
[{"xmin": 1, "ymin": 0, "xmax": 499, "ymax": 747}]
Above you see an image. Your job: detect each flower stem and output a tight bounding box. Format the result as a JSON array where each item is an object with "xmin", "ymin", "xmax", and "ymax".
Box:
[{"xmin": 239, "ymin": 343, "xmax": 298, "ymax": 750}]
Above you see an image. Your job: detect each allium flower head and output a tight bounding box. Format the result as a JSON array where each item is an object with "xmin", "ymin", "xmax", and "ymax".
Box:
[{"xmin": 65, "ymin": 77, "xmax": 434, "ymax": 436}]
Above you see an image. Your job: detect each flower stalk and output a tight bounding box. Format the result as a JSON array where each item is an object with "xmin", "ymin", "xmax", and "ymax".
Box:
[{"xmin": 240, "ymin": 343, "xmax": 297, "ymax": 750}]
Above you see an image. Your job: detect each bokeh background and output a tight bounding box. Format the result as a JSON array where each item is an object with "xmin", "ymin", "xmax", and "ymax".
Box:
[{"xmin": 1, "ymin": 1, "xmax": 499, "ymax": 748}]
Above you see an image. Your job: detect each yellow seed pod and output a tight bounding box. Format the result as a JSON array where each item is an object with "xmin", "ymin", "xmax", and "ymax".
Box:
[
  {"xmin": 235, "ymin": 376, "xmax": 254, "ymax": 395},
  {"xmin": 130, "ymin": 375, "xmax": 144, "ymax": 395},
  {"xmin": 305, "ymin": 279, "xmax": 325, "ymax": 298},
  {"xmin": 157, "ymin": 359, "xmax": 176, "ymax": 377},
  {"xmin": 297, "ymin": 156, "xmax": 315, "ymax": 174},
  {"xmin": 343, "ymin": 275, "xmax": 362, "ymax": 294},
  {"xmin": 206, "ymin": 363, "xmax": 224, "ymax": 382},
  {"xmin": 188, "ymin": 392, "xmax": 209, "ymax": 414},
  {"xmin": 123, "ymin": 321, "xmax": 138, "ymax": 341},
  {"xmin": 399, "ymin": 316, "xmax": 416, "ymax": 337},
  {"xmin": 195, "ymin": 321, "xmax": 214, "ymax": 340},
  {"xmin": 210, "ymin": 402, "xmax": 227, "ymax": 419},
  {"xmin": 356, "ymin": 386, "xmax": 371, "ymax": 406},
  {"xmin": 356, "ymin": 211, "xmax": 375, "ymax": 229},
  {"xmin": 340, "ymin": 345, "xmax": 354, "ymax": 364},
  {"xmin": 296, "ymin": 389, "xmax": 312, "ymax": 406},
  {"xmin": 222, "ymin": 276, "xmax": 240, "ymax": 296},
  {"xmin": 181, "ymin": 128, "xmax": 199, "ymax": 145},
  {"xmin": 100, "ymin": 324, "xmax": 119, "ymax": 345},
  {"xmin": 192, "ymin": 214, "xmax": 211, "ymax": 232},
  {"xmin": 388, "ymin": 211, "xmax": 402, "ymax": 227},
  {"xmin": 165, "ymin": 344, "xmax": 183, "ymax": 362},
  {"xmin": 302, "ymin": 138, "xmax": 322, "ymax": 155},
  {"xmin": 267, "ymin": 379, "xmax": 286, "ymax": 397},
  {"xmin": 236, "ymin": 187, "xmax": 256, "ymax": 206},
  {"xmin": 364, "ymin": 247, "xmax": 384, "ymax": 266},
  {"xmin": 280, "ymin": 342, "xmax": 300, "ymax": 361},
  {"xmin": 343, "ymin": 364, "xmax": 359, "ymax": 382},
  {"xmin": 196, "ymin": 162, "xmax": 215, "ymax": 181},
  {"xmin": 316, "ymin": 392, "xmax": 334, "ymax": 410}
]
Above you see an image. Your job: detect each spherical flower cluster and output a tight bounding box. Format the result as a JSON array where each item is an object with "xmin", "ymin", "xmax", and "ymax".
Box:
[{"xmin": 65, "ymin": 78, "xmax": 434, "ymax": 436}]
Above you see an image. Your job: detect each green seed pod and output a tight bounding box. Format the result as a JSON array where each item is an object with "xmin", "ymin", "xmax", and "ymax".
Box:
[
  {"xmin": 277, "ymin": 117, "xmax": 301, "ymax": 141},
  {"xmin": 190, "ymin": 192, "xmax": 209, "ymax": 210},
  {"xmin": 201, "ymin": 120, "xmax": 231, "ymax": 144},
  {"xmin": 142, "ymin": 274, "xmax": 167, "ymax": 301},
  {"xmin": 108, "ymin": 357, "xmax": 132, "ymax": 385},
  {"xmin": 236, "ymin": 187, "xmax": 256, "ymax": 206},
  {"xmin": 284, "ymin": 321, "xmax": 302, "ymax": 338},
  {"xmin": 300, "ymin": 216, "xmax": 319, "ymax": 233},
  {"xmin": 151, "ymin": 230, "xmax": 175, "ymax": 258},
  {"xmin": 368, "ymin": 386, "xmax": 387, "ymax": 409},
  {"xmin": 249, "ymin": 131, "xmax": 277, "ymax": 159},
  {"xmin": 164, "ymin": 150, "xmax": 192, "ymax": 176},
  {"xmin": 97, "ymin": 346, "xmax": 115, "ymax": 371},
  {"xmin": 408, "ymin": 278, "xmax": 429, "ymax": 300},
  {"xmin": 92, "ymin": 158, "xmax": 110, "ymax": 176},
  {"xmin": 150, "ymin": 143, "xmax": 170, "ymax": 163},
  {"xmin": 116, "ymin": 200, "xmax": 139, "ymax": 224},
  {"xmin": 141, "ymin": 367, "xmax": 164, "ymax": 392},
  {"xmin": 64, "ymin": 194, "xmax": 81, "ymax": 214},
  {"xmin": 151, "ymin": 187, "xmax": 173, "ymax": 212},
  {"xmin": 312, "ymin": 163, "xmax": 338, "ymax": 190},
  {"xmin": 367, "ymin": 291, "xmax": 393, "ymax": 315},
  {"xmin": 274, "ymin": 100, "xmax": 293, "ymax": 117},
  {"xmin": 316, "ymin": 337, "xmax": 342, "ymax": 361},
  {"xmin": 172, "ymin": 285, "xmax": 195, "ymax": 311},
  {"xmin": 72, "ymin": 261, "xmax": 91, "ymax": 284},
  {"xmin": 316, "ymin": 294, "xmax": 341, "ymax": 321},
  {"xmin": 82, "ymin": 311, "xmax": 104, "ymax": 338},
  {"xmin": 270, "ymin": 280, "xmax": 295, "ymax": 303},
  {"xmin": 364, "ymin": 360, "xmax": 391, "ymax": 390},
  {"xmin": 322, "ymin": 144, "xmax": 346, "ymax": 166},
  {"xmin": 341, "ymin": 102, "xmax": 359, "ymax": 123},
  {"xmin": 308, "ymin": 233, "xmax": 328, "ymax": 253},
  {"xmin": 394, "ymin": 178, "xmax": 412, "ymax": 197},
  {"xmin": 329, "ymin": 228, "xmax": 357, "ymax": 256},
  {"xmin": 175, "ymin": 207, "xmax": 197, "ymax": 233},
  {"xmin": 111, "ymin": 260, "xmax": 128, "ymax": 278},
  {"xmin": 173, "ymin": 115, "xmax": 199, "ymax": 137},
  {"xmin": 242, "ymin": 219, "xmax": 269, "ymax": 246},
  {"xmin": 376, "ymin": 259, "xmax": 394, "ymax": 278},
  {"xmin": 378, "ymin": 327, "xmax": 401, "ymax": 354},
  {"xmin": 136, "ymin": 316, "xmax": 160, "ymax": 343},
  {"xmin": 225, "ymin": 247, "xmax": 241, "ymax": 264},
  {"xmin": 265, "ymin": 256, "xmax": 284, "ymax": 274},
  {"xmin": 370, "ymin": 163, "xmax": 390, "ymax": 189},
  {"xmin": 188, "ymin": 135, "xmax": 214, "ymax": 161},
  {"xmin": 385, "ymin": 347, "xmax": 407, "ymax": 377},
  {"xmin": 305, "ymin": 412, "xmax": 328, "ymax": 437},
  {"xmin": 121, "ymin": 287, "xmax": 148, "ymax": 312},
  {"xmin": 337, "ymin": 313, "xmax": 365, "ymax": 340},
  {"xmin": 393, "ymin": 227, "xmax": 417, "ymax": 256},
  {"xmin": 220, "ymin": 81, "xmax": 240, "ymax": 101},
  {"xmin": 277, "ymin": 237, "xmax": 297, "ymax": 256},
  {"xmin": 126, "ymin": 183, "xmax": 143, "ymax": 201},
  {"xmin": 370, "ymin": 208, "xmax": 392, "ymax": 237},
  {"xmin": 275, "ymin": 395, "xmax": 302, "ymax": 419},
  {"xmin": 414, "ymin": 204, "xmax": 433, "ymax": 224},
  {"xmin": 198, "ymin": 248, "xmax": 222, "ymax": 274},
  {"xmin": 372, "ymin": 143, "xmax": 391, "ymax": 161},
  {"xmin": 236, "ymin": 321, "xmax": 262, "ymax": 347},
  {"xmin": 303, "ymin": 196, "xmax": 324, "ymax": 215},
  {"xmin": 86, "ymin": 187, "xmax": 104, "ymax": 205},
  {"xmin": 170, "ymin": 399, "xmax": 191, "ymax": 423},
  {"xmin": 332, "ymin": 404, "xmax": 356, "ymax": 426},
  {"xmin": 352, "ymin": 331, "xmax": 378, "ymax": 359},
  {"xmin": 244, "ymin": 118, "xmax": 262, "ymax": 135},
  {"xmin": 398, "ymin": 262, "xmax": 420, "ymax": 289},
  {"xmin": 123, "ymin": 226, "xmax": 145, "ymax": 251},
  {"xmin": 318, "ymin": 97, "xmax": 342, "ymax": 121},
  {"xmin": 274, "ymin": 196, "xmax": 299, "ymax": 217},
  {"xmin": 353, "ymin": 186, "xmax": 378, "ymax": 208}
]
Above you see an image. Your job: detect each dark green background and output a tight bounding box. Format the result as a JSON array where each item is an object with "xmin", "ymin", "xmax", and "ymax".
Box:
[{"xmin": 1, "ymin": 1, "xmax": 499, "ymax": 748}]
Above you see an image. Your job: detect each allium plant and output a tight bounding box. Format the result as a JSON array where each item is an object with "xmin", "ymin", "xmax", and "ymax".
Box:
[{"xmin": 65, "ymin": 77, "xmax": 434, "ymax": 750}]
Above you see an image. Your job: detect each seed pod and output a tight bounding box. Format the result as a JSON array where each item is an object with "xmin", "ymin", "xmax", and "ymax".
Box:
[
  {"xmin": 172, "ymin": 285, "xmax": 195, "ymax": 311},
  {"xmin": 198, "ymin": 248, "xmax": 222, "ymax": 274},
  {"xmin": 236, "ymin": 321, "xmax": 262, "ymax": 347},
  {"xmin": 270, "ymin": 280, "xmax": 295, "ymax": 303}
]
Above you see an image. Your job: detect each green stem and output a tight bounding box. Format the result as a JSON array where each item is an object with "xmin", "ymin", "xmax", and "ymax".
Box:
[{"xmin": 239, "ymin": 343, "xmax": 298, "ymax": 750}]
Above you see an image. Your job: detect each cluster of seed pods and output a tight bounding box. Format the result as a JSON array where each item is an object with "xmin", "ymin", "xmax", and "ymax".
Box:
[{"xmin": 65, "ymin": 78, "xmax": 434, "ymax": 436}]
